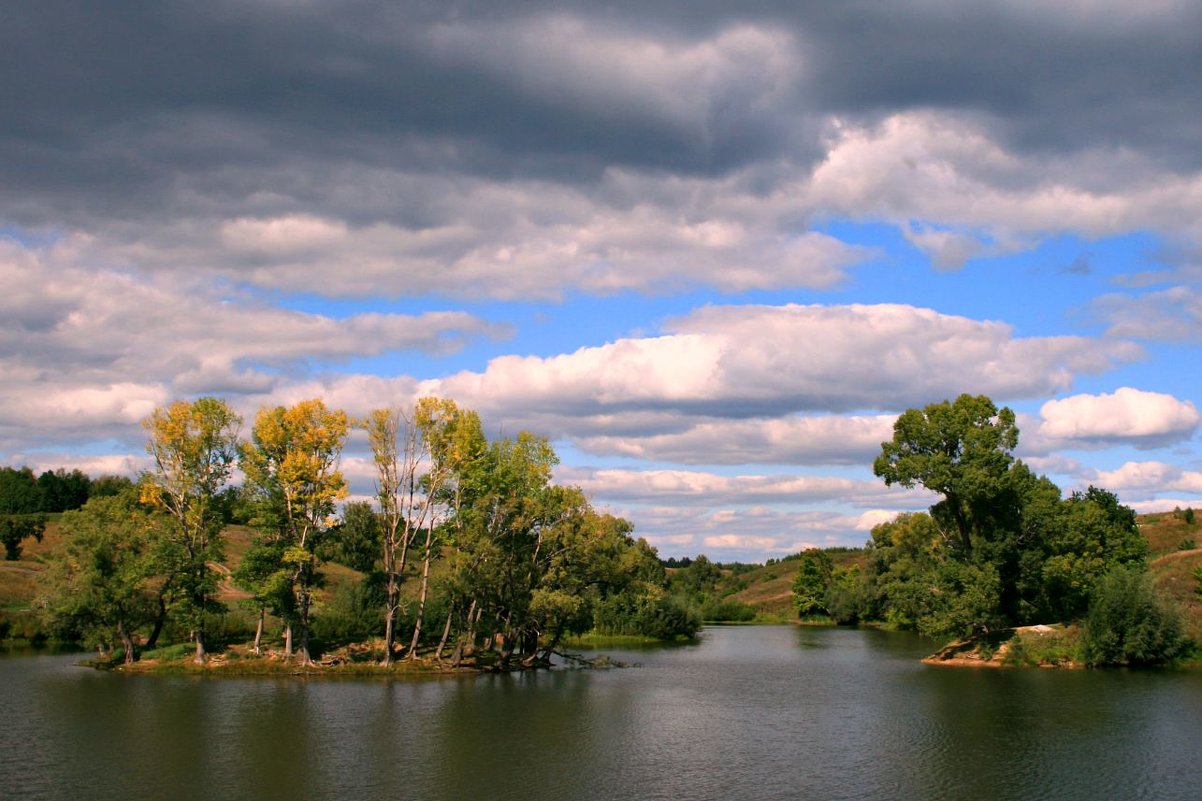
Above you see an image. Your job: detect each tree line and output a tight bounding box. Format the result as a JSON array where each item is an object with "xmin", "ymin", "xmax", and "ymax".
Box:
[
  {"xmin": 39, "ymin": 397, "xmax": 701, "ymax": 668},
  {"xmin": 0, "ymin": 467, "xmax": 134, "ymax": 560},
  {"xmin": 791, "ymin": 394, "xmax": 1191, "ymax": 666}
]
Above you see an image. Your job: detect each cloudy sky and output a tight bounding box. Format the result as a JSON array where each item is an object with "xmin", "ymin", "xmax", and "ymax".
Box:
[{"xmin": 4, "ymin": 0, "xmax": 1202, "ymax": 561}]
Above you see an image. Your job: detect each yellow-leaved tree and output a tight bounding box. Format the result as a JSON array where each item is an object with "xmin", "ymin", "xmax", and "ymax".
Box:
[
  {"xmin": 240, "ymin": 399, "xmax": 348, "ymax": 665},
  {"xmin": 141, "ymin": 397, "xmax": 241, "ymax": 663}
]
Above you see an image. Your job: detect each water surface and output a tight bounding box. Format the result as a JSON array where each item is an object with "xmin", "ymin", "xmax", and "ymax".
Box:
[{"xmin": 3, "ymin": 627, "xmax": 1200, "ymax": 800}]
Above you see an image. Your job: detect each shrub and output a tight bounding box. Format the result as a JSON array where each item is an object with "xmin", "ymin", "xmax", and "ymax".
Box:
[
  {"xmin": 202, "ymin": 611, "xmax": 256, "ymax": 649},
  {"xmin": 698, "ymin": 598, "xmax": 756, "ymax": 622},
  {"xmin": 637, "ymin": 596, "xmax": 701, "ymax": 640},
  {"xmin": 1082, "ymin": 567, "xmax": 1189, "ymax": 666},
  {"xmin": 309, "ymin": 578, "xmax": 385, "ymax": 654}
]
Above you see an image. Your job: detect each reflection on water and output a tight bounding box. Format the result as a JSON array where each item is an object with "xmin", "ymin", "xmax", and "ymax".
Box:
[{"xmin": 2, "ymin": 628, "xmax": 1201, "ymax": 801}]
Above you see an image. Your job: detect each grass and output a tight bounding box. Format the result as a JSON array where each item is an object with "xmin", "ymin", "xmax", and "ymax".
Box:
[
  {"xmin": 1002, "ymin": 625, "xmax": 1083, "ymax": 668},
  {"xmin": 1149, "ymin": 549, "xmax": 1202, "ymax": 641},
  {"xmin": 562, "ymin": 632, "xmax": 671, "ymax": 648},
  {"xmin": 1140, "ymin": 509, "xmax": 1199, "ymax": 557}
]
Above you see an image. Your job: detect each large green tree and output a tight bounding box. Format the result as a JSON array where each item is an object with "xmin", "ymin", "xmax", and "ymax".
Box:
[
  {"xmin": 42, "ymin": 494, "xmax": 171, "ymax": 663},
  {"xmin": 0, "ymin": 467, "xmax": 42, "ymax": 515},
  {"xmin": 791, "ymin": 549, "xmax": 834, "ymax": 618},
  {"xmin": 870, "ymin": 395, "xmax": 1152, "ymax": 639},
  {"xmin": 874, "ymin": 394, "xmax": 1018, "ymax": 559}
]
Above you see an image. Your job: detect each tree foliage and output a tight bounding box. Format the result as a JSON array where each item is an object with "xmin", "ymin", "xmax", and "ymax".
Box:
[
  {"xmin": 1, "ymin": 514, "xmax": 46, "ymax": 561},
  {"xmin": 874, "ymin": 394, "xmax": 1018, "ymax": 559},
  {"xmin": 1082, "ymin": 567, "xmax": 1188, "ymax": 666},
  {"xmin": 240, "ymin": 399, "xmax": 349, "ymax": 665},
  {"xmin": 30, "ymin": 398, "xmax": 692, "ymax": 668},
  {"xmin": 791, "ymin": 549, "xmax": 833, "ymax": 617},
  {"xmin": 821, "ymin": 394, "xmax": 1160, "ymax": 649},
  {"xmin": 42, "ymin": 494, "xmax": 171, "ymax": 663},
  {"xmin": 140, "ymin": 397, "xmax": 242, "ymax": 662}
]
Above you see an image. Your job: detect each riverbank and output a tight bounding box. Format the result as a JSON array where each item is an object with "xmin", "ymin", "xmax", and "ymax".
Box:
[
  {"xmin": 923, "ymin": 624, "xmax": 1086, "ymax": 669},
  {"xmin": 87, "ymin": 637, "xmax": 641, "ymax": 676}
]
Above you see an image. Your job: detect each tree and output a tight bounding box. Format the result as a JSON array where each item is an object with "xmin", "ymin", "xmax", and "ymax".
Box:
[
  {"xmin": 672, "ymin": 554, "xmax": 722, "ymax": 601},
  {"xmin": 240, "ymin": 399, "xmax": 349, "ymax": 665},
  {"xmin": 874, "ymin": 394, "xmax": 1018, "ymax": 559},
  {"xmin": 791, "ymin": 549, "xmax": 834, "ymax": 617},
  {"xmin": 1082, "ymin": 566, "xmax": 1187, "ymax": 666},
  {"xmin": 441, "ymin": 429, "xmax": 562, "ymax": 670},
  {"xmin": 0, "ymin": 467, "xmax": 42, "ymax": 514},
  {"xmin": 362, "ymin": 398, "xmax": 479, "ymax": 664},
  {"xmin": 1, "ymin": 514, "xmax": 46, "ymax": 561},
  {"xmin": 36, "ymin": 468, "xmax": 91, "ymax": 513},
  {"xmin": 42, "ymin": 494, "xmax": 170, "ymax": 663},
  {"xmin": 91, "ymin": 475, "xmax": 135, "ymax": 498},
  {"xmin": 404, "ymin": 399, "xmax": 480, "ymax": 660},
  {"xmin": 1038, "ymin": 486, "xmax": 1147, "ymax": 621},
  {"xmin": 332, "ymin": 501, "xmax": 381, "ymax": 574},
  {"xmin": 140, "ymin": 397, "xmax": 241, "ymax": 663},
  {"xmin": 871, "ymin": 396, "xmax": 1155, "ymax": 639},
  {"xmin": 231, "ymin": 536, "xmax": 292, "ymax": 654}
]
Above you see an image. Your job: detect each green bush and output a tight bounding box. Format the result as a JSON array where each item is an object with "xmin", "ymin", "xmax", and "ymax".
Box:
[
  {"xmin": 620, "ymin": 596, "xmax": 700, "ymax": 640},
  {"xmin": 309, "ymin": 578, "xmax": 386, "ymax": 654},
  {"xmin": 698, "ymin": 598, "xmax": 756, "ymax": 622},
  {"xmin": 1082, "ymin": 567, "xmax": 1189, "ymax": 666},
  {"xmin": 202, "ymin": 611, "xmax": 257, "ymax": 649}
]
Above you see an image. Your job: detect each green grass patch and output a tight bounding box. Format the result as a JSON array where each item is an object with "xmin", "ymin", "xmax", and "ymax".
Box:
[{"xmin": 1003, "ymin": 626, "xmax": 1083, "ymax": 667}]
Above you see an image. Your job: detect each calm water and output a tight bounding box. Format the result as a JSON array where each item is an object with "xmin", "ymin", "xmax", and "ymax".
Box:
[{"xmin": 3, "ymin": 626, "xmax": 1202, "ymax": 801}]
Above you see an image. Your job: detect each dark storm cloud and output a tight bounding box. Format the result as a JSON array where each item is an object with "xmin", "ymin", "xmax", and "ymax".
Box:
[{"xmin": 3, "ymin": 0, "xmax": 1200, "ymax": 231}]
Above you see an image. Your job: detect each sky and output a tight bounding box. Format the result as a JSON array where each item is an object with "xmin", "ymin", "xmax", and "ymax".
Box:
[{"xmin": 3, "ymin": 0, "xmax": 1202, "ymax": 562}]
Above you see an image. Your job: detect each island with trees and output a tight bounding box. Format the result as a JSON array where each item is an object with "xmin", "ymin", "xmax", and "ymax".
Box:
[{"xmin": 6, "ymin": 396, "xmax": 700, "ymax": 672}]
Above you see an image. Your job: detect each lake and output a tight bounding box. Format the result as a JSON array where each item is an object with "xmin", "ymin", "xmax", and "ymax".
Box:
[{"xmin": 3, "ymin": 626, "xmax": 1201, "ymax": 800}]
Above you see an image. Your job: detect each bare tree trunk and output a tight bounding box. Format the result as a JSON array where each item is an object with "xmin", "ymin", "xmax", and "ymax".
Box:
[
  {"xmin": 194, "ymin": 631, "xmax": 206, "ymax": 664},
  {"xmin": 284, "ymin": 623, "xmax": 293, "ymax": 660},
  {"xmin": 381, "ymin": 572, "xmax": 398, "ymax": 666},
  {"xmin": 435, "ymin": 605, "xmax": 454, "ymax": 662},
  {"xmin": 296, "ymin": 586, "xmax": 312, "ymax": 666},
  {"xmin": 406, "ymin": 527, "xmax": 436, "ymax": 659},
  {"xmin": 146, "ymin": 591, "xmax": 168, "ymax": 649},
  {"xmin": 118, "ymin": 621, "xmax": 137, "ymax": 665},
  {"xmin": 252, "ymin": 609, "xmax": 265, "ymax": 654}
]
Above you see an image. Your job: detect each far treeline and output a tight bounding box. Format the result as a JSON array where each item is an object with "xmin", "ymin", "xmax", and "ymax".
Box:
[
  {"xmin": 791, "ymin": 394, "xmax": 1197, "ymax": 667},
  {"xmin": 29, "ymin": 397, "xmax": 703, "ymax": 670},
  {"xmin": 0, "ymin": 467, "xmax": 134, "ymax": 560}
]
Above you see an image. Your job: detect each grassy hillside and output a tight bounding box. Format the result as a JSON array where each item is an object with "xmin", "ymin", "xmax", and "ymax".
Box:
[
  {"xmin": 718, "ymin": 549, "xmax": 867, "ymax": 620},
  {"xmin": 1143, "ymin": 510, "xmax": 1202, "ymax": 640},
  {"xmin": 0, "ymin": 521, "xmax": 389, "ymax": 645}
]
